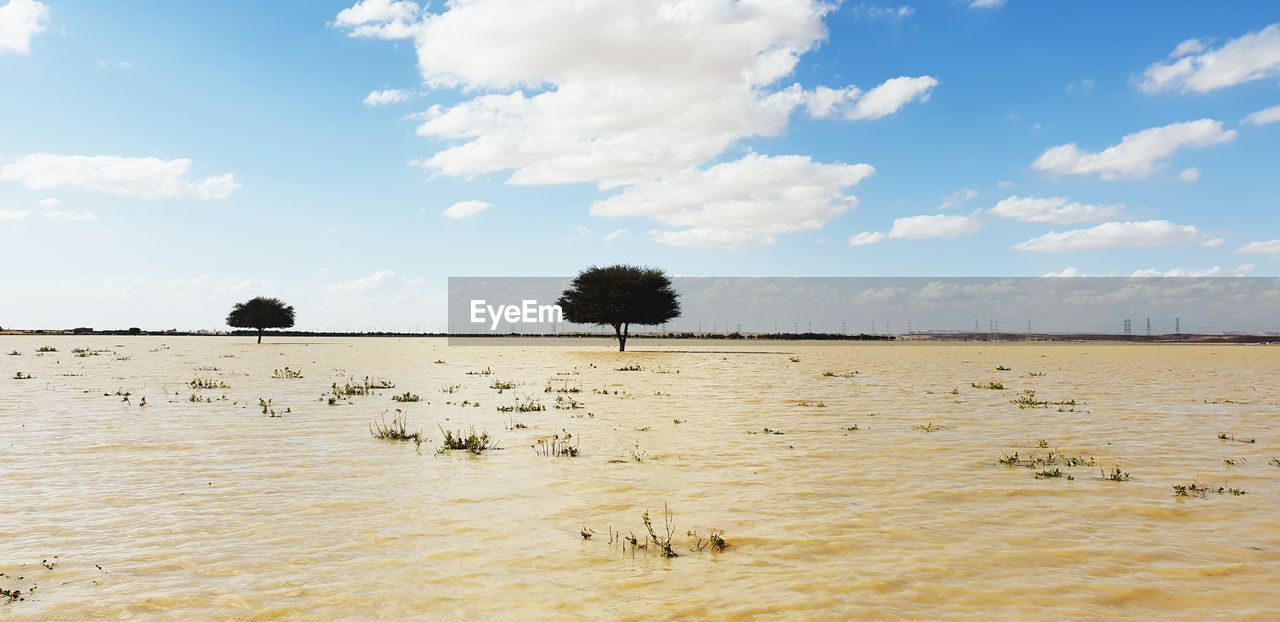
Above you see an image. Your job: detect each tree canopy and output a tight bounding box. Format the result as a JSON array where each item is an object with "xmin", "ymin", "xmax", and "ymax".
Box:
[
  {"xmin": 557, "ymin": 265, "xmax": 680, "ymax": 351},
  {"xmin": 227, "ymin": 297, "xmax": 295, "ymax": 343}
]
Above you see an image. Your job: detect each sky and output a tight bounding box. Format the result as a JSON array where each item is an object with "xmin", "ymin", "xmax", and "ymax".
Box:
[{"xmin": 1, "ymin": 0, "xmax": 1279, "ymax": 331}]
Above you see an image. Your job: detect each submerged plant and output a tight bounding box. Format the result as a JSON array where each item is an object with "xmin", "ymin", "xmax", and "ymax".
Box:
[
  {"xmin": 1101, "ymin": 466, "xmax": 1130, "ymax": 481},
  {"xmin": 190, "ymin": 378, "xmax": 229, "ymax": 389},
  {"xmin": 689, "ymin": 529, "xmax": 729, "ymax": 553},
  {"xmin": 1034, "ymin": 468, "xmax": 1072, "ymax": 480},
  {"xmin": 534, "ymin": 430, "xmax": 579, "ymax": 457},
  {"xmin": 1217, "ymin": 433, "xmax": 1256, "ymax": 444},
  {"xmin": 370, "ymin": 410, "xmax": 423, "ymax": 450},
  {"xmin": 642, "ymin": 504, "xmax": 679, "ymax": 558},
  {"xmin": 497, "ymin": 397, "xmax": 545, "ymax": 412},
  {"xmin": 437, "ymin": 425, "xmax": 499, "ymax": 455},
  {"xmin": 271, "ymin": 367, "xmax": 303, "ymax": 379},
  {"xmin": 912, "ymin": 422, "xmax": 947, "ymax": 432}
]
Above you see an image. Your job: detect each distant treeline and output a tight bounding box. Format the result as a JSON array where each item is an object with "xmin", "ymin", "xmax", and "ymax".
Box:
[{"xmin": 5, "ymin": 329, "xmax": 1276, "ymax": 344}]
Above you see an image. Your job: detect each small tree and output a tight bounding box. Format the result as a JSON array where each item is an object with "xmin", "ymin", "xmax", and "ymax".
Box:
[
  {"xmin": 557, "ymin": 265, "xmax": 680, "ymax": 352},
  {"xmin": 227, "ymin": 297, "xmax": 295, "ymax": 344}
]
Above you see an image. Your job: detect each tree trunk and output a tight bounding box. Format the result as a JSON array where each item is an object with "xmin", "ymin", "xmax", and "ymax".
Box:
[
  {"xmin": 613, "ymin": 323, "xmax": 627, "ymax": 352},
  {"xmin": 257, "ymin": 329, "xmax": 263, "ymax": 344}
]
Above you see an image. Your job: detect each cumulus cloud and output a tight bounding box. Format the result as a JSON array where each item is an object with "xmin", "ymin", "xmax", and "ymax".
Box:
[
  {"xmin": 590, "ymin": 153, "xmax": 875, "ymax": 248},
  {"xmin": 339, "ymin": 0, "xmax": 933, "ymax": 195},
  {"xmin": 0, "ymin": 0, "xmax": 49, "ymax": 54},
  {"xmin": 441, "ymin": 199, "xmax": 491, "ymax": 219},
  {"xmin": 1013, "ymin": 220, "xmax": 1212, "ymax": 252},
  {"xmin": 1238, "ymin": 239, "xmax": 1280, "ymax": 255},
  {"xmin": 0, "ymin": 153, "xmax": 239, "ymax": 199},
  {"xmin": 1178, "ymin": 167, "xmax": 1201, "ymax": 183},
  {"xmin": 1243, "ymin": 104, "xmax": 1280, "ymax": 126},
  {"xmin": 35, "ymin": 197, "xmax": 58, "ymax": 208},
  {"xmin": 989, "ymin": 195, "xmax": 1121, "ymax": 224},
  {"xmin": 363, "ymin": 88, "xmax": 410, "ymax": 106},
  {"xmin": 850, "ymin": 213, "xmax": 982, "ymax": 245},
  {"xmin": 968, "ymin": 0, "xmax": 1004, "ymax": 8},
  {"xmin": 1032, "ymin": 119, "xmax": 1236, "ymax": 180},
  {"xmin": 0, "ymin": 209, "xmax": 30, "ymax": 221},
  {"xmin": 1139, "ymin": 24, "xmax": 1280, "ymax": 94}
]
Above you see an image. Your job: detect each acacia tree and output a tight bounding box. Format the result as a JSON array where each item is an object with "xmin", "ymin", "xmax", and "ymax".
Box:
[
  {"xmin": 557, "ymin": 265, "xmax": 680, "ymax": 352},
  {"xmin": 227, "ymin": 297, "xmax": 295, "ymax": 343}
]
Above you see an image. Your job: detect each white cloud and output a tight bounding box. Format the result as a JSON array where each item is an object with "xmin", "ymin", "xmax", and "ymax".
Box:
[
  {"xmin": 340, "ymin": 1, "xmax": 931, "ymax": 190},
  {"xmin": 1178, "ymin": 167, "xmax": 1201, "ymax": 183},
  {"xmin": 1243, "ymin": 104, "xmax": 1280, "ymax": 126},
  {"xmin": 968, "ymin": 0, "xmax": 1004, "ymax": 9},
  {"xmin": 808, "ymin": 76, "xmax": 939, "ymax": 121},
  {"xmin": 1066, "ymin": 78, "xmax": 1095, "ymax": 94},
  {"xmin": 851, "ymin": 4, "xmax": 914, "ymax": 22},
  {"xmin": 0, "ymin": 153, "xmax": 239, "ymax": 199},
  {"xmin": 1129, "ymin": 266, "xmax": 1249, "ymax": 277},
  {"xmin": 849, "ymin": 214, "xmax": 981, "ymax": 245},
  {"xmin": 603, "ymin": 228, "xmax": 629, "ymax": 241},
  {"xmin": 441, "ymin": 199, "xmax": 491, "ymax": 219},
  {"xmin": 363, "ymin": 88, "xmax": 410, "ymax": 106},
  {"xmin": 591, "ymin": 153, "xmax": 875, "ymax": 248},
  {"xmin": 0, "ymin": 0, "xmax": 49, "ymax": 54},
  {"xmin": 334, "ymin": 0, "xmax": 420, "ymax": 38},
  {"xmin": 1042, "ymin": 267, "xmax": 1083, "ymax": 277},
  {"xmin": 989, "ymin": 195, "xmax": 1121, "ymax": 224},
  {"xmin": 1032, "ymin": 119, "xmax": 1236, "ymax": 180},
  {"xmin": 327, "ymin": 269, "xmax": 422, "ymax": 293},
  {"xmin": 938, "ymin": 188, "xmax": 977, "ymax": 211},
  {"xmin": 35, "ymin": 197, "xmax": 58, "ymax": 208},
  {"xmin": 848, "ymin": 231, "xmax": 886, "ymax": 246},
  {"xmin": 45, "ymin": 209, "xmax": 98, "ymax": 222},
  {"xmin": 0, "ymin": 208, "xmax": 30, "ymax": 221},
  {"xmin": 1139, "ymin": 25, "xmax": 1280, "ymax": 94},
  {"xmin": 1239, "ymin": 239, "xmax": 1280, "ymax": 255},
  {"xmin": 563, "ymin": 224, "xmax": 590, "ymax": 243},
  {"xmin": 1013, "ymin": 220, "xmax": 1212, "ymax": 252},
  {"xmin": 888, "ymin": 213, "xmax": 982, "ymax": 239}
]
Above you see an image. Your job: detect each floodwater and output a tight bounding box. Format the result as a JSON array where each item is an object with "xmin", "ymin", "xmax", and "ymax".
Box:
[{"xmin": 1, "ymin": 336, "xmax": 1278, "ymax": 620}]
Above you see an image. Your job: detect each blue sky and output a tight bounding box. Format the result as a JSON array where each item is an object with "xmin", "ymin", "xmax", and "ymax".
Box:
[{"xmin": 1, "ymin": 0, "xmax": 1279, "ymax": 330}]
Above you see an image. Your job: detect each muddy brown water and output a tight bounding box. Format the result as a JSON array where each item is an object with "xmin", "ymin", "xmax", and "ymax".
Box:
[{"xmin": 2, "ymin": 336, "xmax": 1278, "ymax": 619}]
